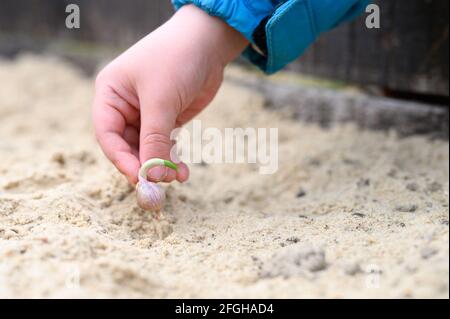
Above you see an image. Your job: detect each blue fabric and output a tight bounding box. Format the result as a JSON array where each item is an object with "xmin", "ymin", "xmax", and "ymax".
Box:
[
  {"xmin": 173, "ymin": 0, "xmax": 370, "ymax": 74},
  {"xmin": 172, "ymin": 0, "xmax": 276, "ymax": 41}
]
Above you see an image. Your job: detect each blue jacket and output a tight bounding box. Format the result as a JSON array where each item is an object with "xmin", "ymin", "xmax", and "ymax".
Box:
[{"xmin": 173, "ymin": 0, "xmax": 369, "ymax": 74}]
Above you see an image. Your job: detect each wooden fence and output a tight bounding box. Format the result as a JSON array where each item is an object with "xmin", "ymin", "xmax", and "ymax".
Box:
[{"xmin": 0, "ymin": 0, "xmax": 448, "ymax": 96}]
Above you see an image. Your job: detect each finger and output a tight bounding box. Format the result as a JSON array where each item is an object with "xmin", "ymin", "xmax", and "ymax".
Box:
[
  {"xmin": 139, "ymin": 98, "xmax": 179, "ymax": 183},
  {"xmin": 176, "ymin": 162, "xmax": 190, "ymax": 183},
  {"xmin": 93, "ymin": 91, "xmax": 140, "ymax": 184},
  {"xmin": 101, "ymin": 132, "xmax": 141, "ymax": 185}
]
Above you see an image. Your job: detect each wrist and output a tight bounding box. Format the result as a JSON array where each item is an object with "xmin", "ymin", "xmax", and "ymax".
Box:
[{"xmin": 174, "ymin": 4, "xmax": 249, "ymax": 66}]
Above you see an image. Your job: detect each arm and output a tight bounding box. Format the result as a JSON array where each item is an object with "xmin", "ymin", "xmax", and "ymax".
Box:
[{"xmin": 173, "ymin": 0, "xmax": 370, "ymax": 73}]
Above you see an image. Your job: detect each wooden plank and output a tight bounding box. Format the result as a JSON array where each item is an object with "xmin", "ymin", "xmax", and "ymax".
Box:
[{"xmin": 226, "ymin": 72, "xmax": 449, "ymax": 139}]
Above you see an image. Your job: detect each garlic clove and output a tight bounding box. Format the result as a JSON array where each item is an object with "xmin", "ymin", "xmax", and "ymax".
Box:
[
  {"xmin": 135, "ymin": 158, "xmax": 178, "ymax": 213},
  {"xmin": 136, "ymin": 178, "xmax": 165, "ymax": 212}
]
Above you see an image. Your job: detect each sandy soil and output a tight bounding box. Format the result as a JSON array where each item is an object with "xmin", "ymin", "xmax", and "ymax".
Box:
[{"xmin": 0, "ymin": 55, "xmax": 448, "ymax": 298}]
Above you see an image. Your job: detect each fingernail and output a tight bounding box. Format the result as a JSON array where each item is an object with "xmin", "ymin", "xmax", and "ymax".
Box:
[{"xmin": 148, "ymin": 167, "xmax": 167, "ymax": 182}]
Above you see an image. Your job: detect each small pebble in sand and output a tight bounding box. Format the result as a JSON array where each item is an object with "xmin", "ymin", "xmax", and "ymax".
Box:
[
  {"xmin": 31, "ymin": 193, "xmax": 44, "ymax": 200},
  {"xmin": 406, "ymin": 183, "xmax": 419, "ymax": 192},
  {"xmin": 259, "ymin": 245, "xmax": 327, "ymax": 279},
  {"xmin": 421, "ymin": 247, "xmax": 438, "ymax": 259},
  {"xmin": 296, "ymin": 188, "xmax": 307, "ymax": 198},
  {"xmin": 387, "ymin": 169, "xmax": 397, "ymax": 178},
  {"xmin": 427, "ymin": 182, "xmax": 442, "ymax": 193},
  {"xmin": 306, "ymin": 158, "xmax": 322, "ymax": 167},
  {"xmin": 352, "ymin": 213, "xmax": 366, "ymax": 218},
  {"xmin": 51, "ymin": 152, "xmax": 65, "ymax": 166},
  {"xmin": 223, "ymin": 196, "xmax": 233, "ymax": 204},
  {"xmin": 343, "ymin": 262, "xmax": 363, "ymax": 276},
  {"xmin": 286, "ymin": 237, "xmax": 300, "ymax": 244},
  {"xmin": 357, "ymin": 178, "xmax": 370, "ymax": 188},
  {"xmin": 395, "ymin": 204, "xmax": 418, "ymax": 213}
]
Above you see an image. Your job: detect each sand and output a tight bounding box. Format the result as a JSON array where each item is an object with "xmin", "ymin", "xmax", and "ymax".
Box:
[{"xmin": 0, "ymin": 55, "xmax": 448, "ymax": 298}]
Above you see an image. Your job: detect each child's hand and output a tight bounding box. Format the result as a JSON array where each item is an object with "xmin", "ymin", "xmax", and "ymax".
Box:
[{"xmin": 93, "ymin": 5, "xmax": 248, "ymax": 185}]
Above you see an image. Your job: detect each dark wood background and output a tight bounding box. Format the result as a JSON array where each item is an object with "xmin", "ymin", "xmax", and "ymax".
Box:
[
  {"xmin": 291, "ymin": 0, "xmax": 449, "ymax": 97},
  {"xmin": 0, "ymin": 0, "xmax": 448, "ymax": 96}
]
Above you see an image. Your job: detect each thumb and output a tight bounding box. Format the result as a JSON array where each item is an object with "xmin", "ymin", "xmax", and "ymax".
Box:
[{"xmin": 139, "ymin": 96, "xmax": 189, "ymax": 183}]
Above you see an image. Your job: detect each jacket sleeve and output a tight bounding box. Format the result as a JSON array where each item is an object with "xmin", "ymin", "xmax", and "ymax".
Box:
[{"xmin": 172, "ymin": 0, "xmax": 370, "ymax": 74}]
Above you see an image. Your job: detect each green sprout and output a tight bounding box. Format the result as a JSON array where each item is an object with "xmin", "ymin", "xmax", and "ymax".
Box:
[{"xmin": 139, "ymin": 158, "xmax": 178, "ymax": 180}]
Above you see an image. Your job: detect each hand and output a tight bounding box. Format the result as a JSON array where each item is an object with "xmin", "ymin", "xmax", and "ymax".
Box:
[{"xmin": 93, "ymin": 5, "xmax": 248, "ymax": 184}]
